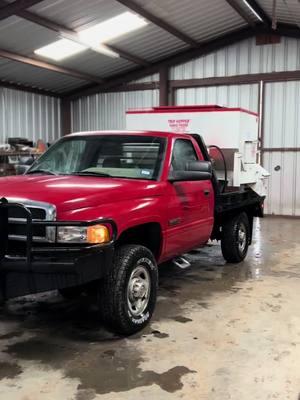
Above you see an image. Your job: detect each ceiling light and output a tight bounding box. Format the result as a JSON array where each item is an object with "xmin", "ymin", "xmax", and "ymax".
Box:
[
  {"xmin": 242, "ymin": 0, "xmax": 263, "ymax": 21},
  {"xmin": 34, "ymin": 38, "xmax": 86, "ymax": 61},
  {"xmin": 78, "ymin": 11, "xmax": 148, "ymax": 47},
  {"xmin": 61, "ymin": 32, "xmax": 120, "ymax": 58},
  {"xmin": 34, "ymin": 12, "xmax": 147, "ymax": 61},
  {"xmin": 88, "ymin": 43, "xmax": 119, "ymax": 58}
]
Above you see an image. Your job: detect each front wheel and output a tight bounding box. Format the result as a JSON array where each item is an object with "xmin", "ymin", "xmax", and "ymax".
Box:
[
  {"xmin": 98, "ymin": 245, "xmax": 158, "ymax": 335},
  {"xmin": 221, "ymin": 212, "xmax": 250, "ymax": 263}
]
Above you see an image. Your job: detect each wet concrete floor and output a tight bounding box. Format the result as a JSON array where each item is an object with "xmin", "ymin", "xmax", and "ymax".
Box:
[{"xmin": 0, "ymin": 217, "xmax": 299, "ymax": 399}]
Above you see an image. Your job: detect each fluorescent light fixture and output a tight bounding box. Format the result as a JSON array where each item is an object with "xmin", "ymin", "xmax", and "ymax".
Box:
[
  {"xmin": 34, "ymin": 11, "xmax": 147, "ymax": 61},
  {"xmin": 242, "ymin": 0, "xmax": 263, "ymax": 22},
  {"xmin": 61, "ymin": 31, "xmax": 120, "ymax": 58},
  {"xmin": 34, "ymin": 38, "xmax": 86, "ymax": 61},
  {"xmin": 88, "ymin": 43, "xmax": 119, "ymax": 58},
  {"xmin": 78, "ymin": 12, "xmax": 148, "ymax": 47}
]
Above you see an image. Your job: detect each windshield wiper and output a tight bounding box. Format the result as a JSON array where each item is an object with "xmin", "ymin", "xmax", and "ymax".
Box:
[
  {"xmin": 72, "ymin": 171, "xmax": 111, "ymax": 177},
  {"xmin": 27, "ymin": 169, "xmax": 57, "ymax": 176}
]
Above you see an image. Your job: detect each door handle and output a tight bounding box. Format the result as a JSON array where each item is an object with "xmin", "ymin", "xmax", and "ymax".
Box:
[{"xmin": 203, "ymin": 189, "xmax": 210, "ymax": 196}]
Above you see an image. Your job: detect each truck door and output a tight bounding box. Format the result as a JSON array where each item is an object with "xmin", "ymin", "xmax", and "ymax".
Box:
[{"xmin": 164, "ymin": 138, "xmax": 214, "ymax": 259}]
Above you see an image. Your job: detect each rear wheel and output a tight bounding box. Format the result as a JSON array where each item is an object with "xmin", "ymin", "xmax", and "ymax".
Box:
[
  {"xmin": 98, "ymin": 244, "xmax": 158, "ymax": 335},
  {"xmin": 221, "ymin": 212, "xmax": 250, "ymax": 263}
]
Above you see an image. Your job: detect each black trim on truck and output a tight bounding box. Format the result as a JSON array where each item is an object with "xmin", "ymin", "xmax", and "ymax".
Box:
[{"xmin": 0, "ymin": 198, "xmax": 117, "ymax": 300}]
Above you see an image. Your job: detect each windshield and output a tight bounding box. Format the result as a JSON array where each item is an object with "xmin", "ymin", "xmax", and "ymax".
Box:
[{"xmin": 28, "ymin": 135, "xmax": 166, "ymax": 180}]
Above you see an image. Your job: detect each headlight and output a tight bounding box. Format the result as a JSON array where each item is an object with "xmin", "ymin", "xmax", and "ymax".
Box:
[{"xmin": 57, "ymin": 224, "xmax": 110, "ymax": 244}]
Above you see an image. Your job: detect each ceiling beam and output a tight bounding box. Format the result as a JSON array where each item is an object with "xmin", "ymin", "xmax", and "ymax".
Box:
[
  {"xmin": 273, "ymin": 23, "xmax": 300, "ymax": 39},
  {"xmin": 65, "ymin": 26, "xmax": 254, "ymax": 99},
  {"xmin": 0, "ymin": 0, "xmax": 149, "ymax": 66},
  {"xmin": 169, "ymin": 69, "xmax": 300, "ymax": 88},
  {"xmin": 225, "ymin": 0, "xmax": 256, "ymax": 27},
  {"xmin": 253, "ymin": 22, "xmax": 300, "ymax": 39},
  {"xmin": 115, "ymin": 0, "xmax": 198, "ymax": 47},
  {"xmin": 95, "ymin": 44, "xmax": 150, "ymax": 66},
  {"xmin": 0, "ymin": 0, "xmax": 43, "ymax": 20},
  {"xmin": 226, "ymin": 0, "xmax": 300, "ymax": 38},
  {"xmin": 0, "ymin": 79, "xmax": 61, "ymax": 97},
  {"xmin": 0, "ymin": 49, "xmax": 104, "ymax": 83}
]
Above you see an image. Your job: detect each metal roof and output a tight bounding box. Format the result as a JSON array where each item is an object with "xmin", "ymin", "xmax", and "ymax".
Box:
[
  {"xmin": 29, "ymin": 0, "xmax": 127, "ymax": 30},
  {"xmin": 0, "ymin": 0, "xmax": 298, "ymax": 96},
  {"xmin": 62, "ymin": 50, "xmax": 135, "ymax": 78},
  {"xmin": 0, "ymin": 58, "xmax": 87, "ymax": 93},
  {"xmin": 108, "ymin": 24, "xmax": 189, "ymax": 62},
  {"xmin": 132, "ymin": 0, "xmax": 247, "ymax": 42},
  {"xmin": 257, "ymin": 0, "xmax": 300, "ymax": 25},
  {"xmin": 0, "ymin": 16, "xmax": 59, "ymax": 54}
]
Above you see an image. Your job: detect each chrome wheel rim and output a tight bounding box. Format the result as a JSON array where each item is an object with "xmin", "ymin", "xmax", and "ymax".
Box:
[
  {"xmin": 127, "ymin": 265, "xmax": 151, "ymax": 317},
  {"xmin": 238, "ymin": 222, "xmax": 247, "ymax": 253}
]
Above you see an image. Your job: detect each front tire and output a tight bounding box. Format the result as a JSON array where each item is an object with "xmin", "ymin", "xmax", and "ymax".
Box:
[
  {"xmin": 221, "ymin": 212, "xmax": 250, "ymax": 263},
  {"xmin": 98, "ymin": 245, "xmax": 158, "ymax": 335}
]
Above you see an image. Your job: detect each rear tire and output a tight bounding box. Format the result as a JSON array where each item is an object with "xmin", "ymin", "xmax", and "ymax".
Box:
[
  {"xmin": 221, "ymin": 212, "xmax": 250, "ymax": 263},
  {"xmin": 98, "ymin": 245, "xmax": 158, "ymax": 335}
]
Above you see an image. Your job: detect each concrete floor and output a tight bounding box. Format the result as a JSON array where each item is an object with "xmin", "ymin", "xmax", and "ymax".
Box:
[{"xmin": 0, "ymin": 217, "xmax": 299, "ymax": 400}]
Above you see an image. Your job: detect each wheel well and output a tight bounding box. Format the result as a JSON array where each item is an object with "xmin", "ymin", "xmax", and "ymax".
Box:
[{"xmin": 117, "ymin": 223, "xmax": 162, "ymax": 260}]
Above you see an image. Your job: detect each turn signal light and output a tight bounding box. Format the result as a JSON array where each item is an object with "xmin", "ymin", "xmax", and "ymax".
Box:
[{"xmin": 87, "ymin": 224, "xmax": 110, "ymax": 244}]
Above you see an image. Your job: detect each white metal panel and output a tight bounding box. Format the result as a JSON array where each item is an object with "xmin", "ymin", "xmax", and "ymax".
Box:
[
  {"xmin": 175, "ymin": 84, "xmax": 259, "ymax": 113},
  {"xmin": 257, "ymin": 0, "xmax": 300, "ymax": 25},
  {"xmin": 0, "ymin": 16, "xmax": 60, "ymax": 54},
  {"xmin": 171, "ymin": 37, "xmax": 300, "ymax": 79},
  {"xmin": 133, "ymin": 0, "xmax": 247, "ymax": 42},
  {"xmin": 262, "ymin": 81, "xmax": 300, "ymax": 216},
  {"xmin": 71, "ymin": 90, "xmax": 159, "ymax": 131},
  {"xmin": 264, "ymin": 81, "xmax": 300, "ymax": 148},
  {"xmin": 131, "ymin": 74, "xmax": 159, "ymax": 84},
  {"xmin": 264, "ymin": 151, "xmax": 300, "ymax": 216},
  {"xmin": 108, "ymin": 24, "xmax": 188, "ymax": 62},
  {"xmin": 30, "ymin": 0, "xmax": 127, "ymax": 30},
  {"xmin": 0, "ymin": 87, "xmax": 61, "ymax": 144}
]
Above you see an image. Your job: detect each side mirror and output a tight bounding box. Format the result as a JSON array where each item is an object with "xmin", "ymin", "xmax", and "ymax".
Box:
[{"xmin": 168, "ymin": 160, "xmax": 212, "ymax": 182}]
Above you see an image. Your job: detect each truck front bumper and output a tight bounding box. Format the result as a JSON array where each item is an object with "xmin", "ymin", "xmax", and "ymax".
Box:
[{"xmin": 0, "ymin": 199, "xmax": 117, "ymax": 299}]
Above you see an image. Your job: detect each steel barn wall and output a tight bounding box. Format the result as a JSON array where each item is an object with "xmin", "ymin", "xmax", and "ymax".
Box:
[{"xmin": 0, "ymin": 87, "xmax": 61, "ymax": 145}]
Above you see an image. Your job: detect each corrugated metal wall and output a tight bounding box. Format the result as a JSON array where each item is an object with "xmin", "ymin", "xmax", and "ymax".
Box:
[
  {"xmin": 263, "ymin": 81, "xmax": 300, "ymax": 216},
  {"xmin": 71, "ymin": 90, "xmax": 159, "ymax": 131},
  {"xmin": 0, "ymin": 87, "xmax": 61, "ymax": 144},
  {"xmin": 263, "ymin": 81, "xmax": 300, "ymax": 149},
  {"xmin": 175, "ymin": 82, "xmax": 300, "ymax": 216},
  {"xmin": 71, "ymin": 37, "xmax": 300, "ymax": 216},
  {"xmin": 171, "ymin": 36, "xmax": 300, "ymax": 79},
  {"xmin": 263, "ymin": 151, "xmax": 299, "ymax": 216},
  {"xmin": 171, "ymin": 36, "xmax": 300, "ymax": 216},
  {"xmin": 175, "ymin": 84, "xmax": 259, "ymax": 112}
]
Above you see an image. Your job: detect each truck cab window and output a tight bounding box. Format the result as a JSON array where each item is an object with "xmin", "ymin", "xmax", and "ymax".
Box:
[
  {"xmin": 32, "ymin": 139, "xmax": 86, "ymax": 173},
  {"xmin": 29, "ymin": 135, "xmax": 166, "ymax": 180},
  {"xmin": 171, "ymin": 139, "xmax": 198, "ymax": 171}
]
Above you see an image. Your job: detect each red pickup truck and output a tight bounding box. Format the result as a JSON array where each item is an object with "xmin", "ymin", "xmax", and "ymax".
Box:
[{"xmin": 0, "ymin": 131, "xmax": 264, "ymax": 334}]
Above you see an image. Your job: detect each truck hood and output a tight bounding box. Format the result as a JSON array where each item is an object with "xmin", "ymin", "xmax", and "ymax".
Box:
[{"xmin": 0, "ymin": 175, "xmax": 162, "ymax": 213}]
